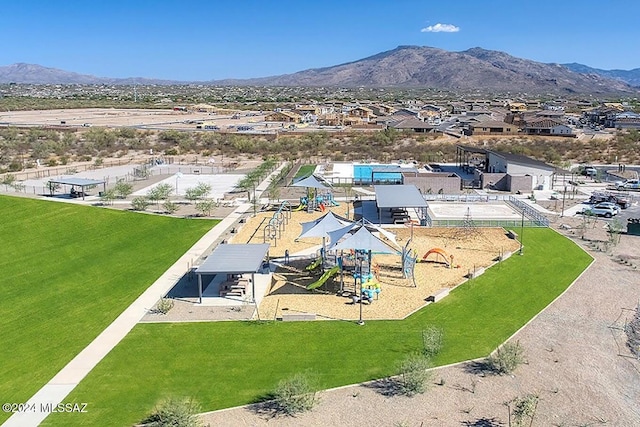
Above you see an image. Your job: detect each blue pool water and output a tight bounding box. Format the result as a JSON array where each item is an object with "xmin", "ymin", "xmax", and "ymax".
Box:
[{"xmin": 353, "ymin": 165, "xmax": 403, "ymax": 185}]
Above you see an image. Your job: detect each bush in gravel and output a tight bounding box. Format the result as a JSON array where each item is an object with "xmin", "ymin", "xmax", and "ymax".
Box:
[
  {"xmin": 141, "ymin": 397, "xmax": 202, "ymax": 427},
  {"xmin": 272, "ymin": 373, "xmax": 317, "ymax": 415},
  {"xmin": 486, "ymin": 341, "xmax": 525, "ymax": 375},
  {"xmin": 397, "ymin": 354, "xmax": 433, "ymax": 396},
  {"xmin": 626, "ymin": 304, "xmax": 640, "ymax": 359},
  {"xmin": 155, "ymin": 297, "xmax": 174, "ymax": 315},
  {"xmin": 131, "ymin": 196, "xmax": 150, "ymax": 211}
]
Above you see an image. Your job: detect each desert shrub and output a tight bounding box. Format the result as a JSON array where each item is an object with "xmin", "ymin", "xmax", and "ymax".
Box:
[
  {"xmin": 508, "ymin": 393, "xmax": 539, "ymax": 427},
  {"xmin": 141, "ymin": 397, "xmax": 202, "ymax": 427},
  {"xmin": 626, "ymin": 304, "xmax": 640, "ymax": 359},
  {"xmin": 163, "ymin": 200, "xmax": 179, "ymax": 215},
  {"xmin": 131, "ymin": 197, "xmax": 150, "ymax": 211},
  {"xmin": 422, "ymin": 325, "xmax": 444, "ymax": 357},
  {"xmin": 155, "ymin": 297, "xmax": 174, "ymax": 314},
  {"xmin": 397, "ymin": 354, "xmax": 432, "ymax": 396},
  {"xmin": 114, "ymin": 180, "xmax": 134, "ymax": 199},
  {"xmin": 272, "ymin": 373, "xmax": 317, "ymax": 415},
  {"xmin": 486, "ymin": 341, "xmax": 525, "ymax": 375}
]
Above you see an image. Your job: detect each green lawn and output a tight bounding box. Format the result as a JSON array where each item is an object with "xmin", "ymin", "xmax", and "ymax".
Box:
[
  {"xmin": 294, "ymin": 164, "xmax": 316, "ymax": 179},
  {"xmin": 0, "ymin": 196, "xmax": 214, "ymax": 424},
  {"xmin": 46, "ymin": 228, "xmax": 592, "ymax": 426}
]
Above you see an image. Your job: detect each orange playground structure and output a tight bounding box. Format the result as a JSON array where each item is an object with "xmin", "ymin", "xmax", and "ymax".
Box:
[{"xmin": 421, "ymin": 248, "xmax": 453, "ymax": 268}]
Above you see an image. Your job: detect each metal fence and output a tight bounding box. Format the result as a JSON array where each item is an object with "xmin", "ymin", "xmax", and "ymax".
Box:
[{"xmin": 506, "ymin": 196, "xmax": 549, "ymax": 227}]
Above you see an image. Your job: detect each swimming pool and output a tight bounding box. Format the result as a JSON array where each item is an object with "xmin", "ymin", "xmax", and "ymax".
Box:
[{"xmin": 353, "ymin": 165, "xmax": 403, "ymax": 185}]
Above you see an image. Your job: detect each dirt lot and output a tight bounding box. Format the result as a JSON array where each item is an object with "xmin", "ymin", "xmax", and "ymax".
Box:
[{"xmin": 203, "ymin": 225, "xmax": 640, "ymax": 426}]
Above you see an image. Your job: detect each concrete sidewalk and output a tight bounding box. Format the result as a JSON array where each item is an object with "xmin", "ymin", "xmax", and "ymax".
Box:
[{"xmin": 4, "ymin": 162, "xmax": 288, "ymax": 427}]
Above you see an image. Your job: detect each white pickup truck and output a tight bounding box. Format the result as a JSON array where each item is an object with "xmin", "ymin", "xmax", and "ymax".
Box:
[{"xmin": 616, "ymin": 179, "xmax": 640, "ymax": 191}]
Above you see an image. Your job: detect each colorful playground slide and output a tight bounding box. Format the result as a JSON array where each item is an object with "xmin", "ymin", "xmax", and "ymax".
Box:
[
  {"xmin": 306, "ymin": 266, "xmax": 340, "ymax": 290},
  {"xmin": 305, "ymin": 257, "xmax": 322, "ymax": 271},
  {"xmin": 293, "ymin": 202, "xmax": 306, "ymax": 211}
]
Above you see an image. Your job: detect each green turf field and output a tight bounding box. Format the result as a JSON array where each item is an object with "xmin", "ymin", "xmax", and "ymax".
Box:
[
  {"xmin": 46, "ymin": 228, "xmax": 592, "ymax": 426},
  {"xmin": 0, "ymin": 196, "xmax": 214, "ymax": 424}
]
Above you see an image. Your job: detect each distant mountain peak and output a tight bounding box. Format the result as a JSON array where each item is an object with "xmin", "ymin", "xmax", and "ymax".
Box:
[{"xmin": 1, "ymin": 47, "xmax": 638, "ymax": 92}]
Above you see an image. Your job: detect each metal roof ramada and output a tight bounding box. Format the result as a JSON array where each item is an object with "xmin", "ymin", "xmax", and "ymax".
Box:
[
  {"xmin": 48, "ymin": 177, "xmax": 105, "ymax": 187},
  {"xmin": 374, "ymin": 184, "xmax": 427, "ymax": 209},
  {"xmin": 195, "ymin": 243, "xmax": 270, "ymax": 274}
]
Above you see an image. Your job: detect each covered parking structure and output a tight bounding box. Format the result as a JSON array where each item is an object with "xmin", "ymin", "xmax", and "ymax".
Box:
[
  {"xmin": 374, "ymin": 184, "xmax": 428, "ymax": 225},
  {"xmin": 47, "ymin": 177, "xmax": 106, "ymax": 200},
  {"xmin": 195, "ymin": 243, "xmax": 270, "ymax": 304}
]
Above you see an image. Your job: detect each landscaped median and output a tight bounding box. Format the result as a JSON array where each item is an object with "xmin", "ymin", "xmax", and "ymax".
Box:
[
  {"xmin": 44, "ymin": 228, "xmax": 592, "ymax": 426},
  {"xmin": 0, "ymin": 195, "xmax": 215, "ymax": 425}
]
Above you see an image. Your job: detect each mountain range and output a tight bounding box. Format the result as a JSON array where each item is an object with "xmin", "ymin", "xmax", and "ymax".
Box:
[{"xmin": 0, "ymin": 46, "xmax": 638, "ymax": 94}]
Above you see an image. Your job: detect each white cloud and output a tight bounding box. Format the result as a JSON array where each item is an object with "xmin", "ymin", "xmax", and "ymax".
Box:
[{"xmin": 421, "ymin": 23, "xmax": 460, "ymax": 33}]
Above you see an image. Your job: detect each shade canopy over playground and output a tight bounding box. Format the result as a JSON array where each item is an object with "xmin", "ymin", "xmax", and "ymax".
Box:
[
  {"xmin": 290, "ymin": 174, "xmax": 330, "ymax": 189},
  {"xmin": 47, "ymin": 177, "xmax": 106, "ymax": 200},
  {"xmin": 298, "ymin": 211, "xmax": 352, "ymax": 239},
  {"xmin": 195, "ymin": 243, "xmax": 270, "ymax": 303},
  {"xmin": 328, "ymin": 224, "xmax": 398, "ymax": 254}
]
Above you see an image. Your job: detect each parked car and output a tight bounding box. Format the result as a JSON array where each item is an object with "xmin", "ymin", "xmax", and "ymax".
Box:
[
  {"xmin": 617, "ymin": 179, "xmax": 640, "ymax": 191},
  {"xmin": 589, "ymin": 191, "xmax": 630, "ymax": 209},
  {"xmin": 582, "ymin": 203, "xmax": 618, "ymax": 218},
  {"xmin": 581, "ymin": 166, "xmax": 597, "ymax": 177}
]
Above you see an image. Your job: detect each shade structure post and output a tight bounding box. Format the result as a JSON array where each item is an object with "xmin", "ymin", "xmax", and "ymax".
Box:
[
  {"xmin": 198, "ymin": 274, "xmax": 203, "ymax": 304},
  {"xmin": 358, "ymin": 256, "xmax": 365, "ymax": 326},
  {"xmin": 251, "ymin": 272, "xmax": 256, "ymax": 303}
]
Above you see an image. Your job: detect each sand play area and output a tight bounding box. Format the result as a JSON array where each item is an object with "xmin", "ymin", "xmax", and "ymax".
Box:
[{"xmin": 230, "ymin": 206, "xmax": 520, "ymax": 321}]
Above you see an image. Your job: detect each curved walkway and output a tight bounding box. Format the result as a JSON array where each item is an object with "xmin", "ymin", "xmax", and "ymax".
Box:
[{"xmin": 3, "ymin": 163, "xmax": 288, "ymax": 427}]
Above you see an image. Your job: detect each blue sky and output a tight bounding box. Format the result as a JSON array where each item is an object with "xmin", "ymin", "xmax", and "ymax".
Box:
[{"xmin": 2, "ymin": 0, "xmax": 638, "ymax": 80}]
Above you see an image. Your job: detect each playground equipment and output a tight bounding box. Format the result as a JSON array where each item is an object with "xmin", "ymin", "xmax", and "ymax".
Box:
[
  {"xmin": 293, "ymin": 197, "xmax": 307, "ymax": 211},
  {"xmin": 306, "ymin": 266, "xmax": 340, "ymax": 290},
  {"xmin": 305, "ymin": 257, "xmax": 322, "ymax": 272},
  {"xmin": 421, "ymin": 248, "xmax": 453, "ymax": 268},
  {"xmin": 263, "ymin": 201, "xmax": 291, "ymax": 245}
]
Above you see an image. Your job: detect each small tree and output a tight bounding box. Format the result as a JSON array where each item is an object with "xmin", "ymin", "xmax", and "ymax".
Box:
[
  {"xmin": 272, "ymin": 373, "xmax": 317, "ymax": 415},
  {"xmin": 397, "ymin": 354, "xmax": 432, "ymax": 396},
  {"xmin": 141, "ymin": 397, "xmax": 202, "ymax": 427},
  {"xmin": 147, "ymin": 183, "xmax": 174, "ymax": 208},
  {"xmin": 607, "ymin": 218, "xmax": 624, "ymax": 248},
  {"xmin": 114, "ymin": 180, "xmax": 134, "ymax": 199},
  {"xmin": 194, "ymin": 199, "xmax": 215, "ymax": 217},
  {"xmin": 1, "ymin": 174, "xmax": 16, "ymax": 190},
  {"xmin": 131, "ymin": 197, "xmax": 150, "ymax": 211},
  {"xmin": 486, "ymin": 341, "xmax": 525, "ymax": 375},
  {"xmin": 163, "ymin": 200, "xmax": 179, "ymax": 215},
  {"xmin": 100, "ymin": 188, "xmax": 117, "ymax": 206},
  {"xmin": 422, "ymin": 326, "xmax": 444, "ymax": 358}
]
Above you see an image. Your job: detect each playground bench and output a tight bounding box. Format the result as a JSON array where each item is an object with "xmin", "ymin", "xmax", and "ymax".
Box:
[
  {"xmin": 281, "ymin": 313, "xmax": 316, "ymax": 321},
  {"xmin": 427, "ymin": 288, "xmax": 450, "ymax": 303},
  {"xmin": 507, "ymin": 230, "xmax": 518, "ymax": 239}
]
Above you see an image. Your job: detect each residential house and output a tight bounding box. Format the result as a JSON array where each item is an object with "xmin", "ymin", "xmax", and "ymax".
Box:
[
  {"xmin": 348, "ymin": 106, "xmax": 376, "ymax": 122},
  {"xmin": 468, "ymin": 120, "xmax": 519, "ymax": 136},
  {"xmin": 605, "ymin": 111, "xmax": 640, "ymax": 129},
  {"xmin": 521, "ymin": 118, "xmax": 573, "ymax": 137},
  {"xmin": 264, "ymin": 111, "xmax": 301, "ymax": 123}
]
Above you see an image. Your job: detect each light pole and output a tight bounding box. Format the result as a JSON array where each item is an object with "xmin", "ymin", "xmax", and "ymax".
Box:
[
  {"xmin": 357, "ymin": 257, "xmax": 365, "ymax": 326},
  {"xmin": 175, "ymin": 172, "xmax": 183, "ymax": 196},
  {"xmin": 519, "ymin": 208, "xmax": 525, "ymax": 255},
  {"xmin": 561, "ymin": 185, "xmax": 567, "ymax": 218}
]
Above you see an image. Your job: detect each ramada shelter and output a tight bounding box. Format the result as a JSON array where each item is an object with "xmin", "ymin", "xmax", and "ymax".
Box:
[
  {"xmin": 47, "ymin": 177, "xmax": 106, "ymax": 200},
  {"xmin": 194, "ymin": 243, "xmax": 270, "ymax": 304}
]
